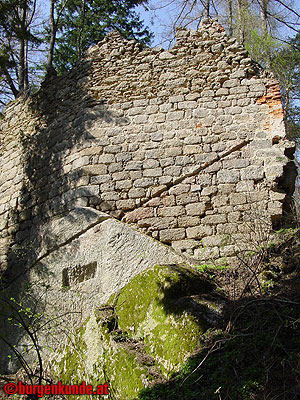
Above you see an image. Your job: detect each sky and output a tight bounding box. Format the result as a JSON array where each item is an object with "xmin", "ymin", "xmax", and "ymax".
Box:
[
  {"xmin": 135, "ymin": 2, "xmax": 180, "ymax": 48},
  {"xmin": 135, "ymin": 0, "xmax": 300, "ymax": 48}
]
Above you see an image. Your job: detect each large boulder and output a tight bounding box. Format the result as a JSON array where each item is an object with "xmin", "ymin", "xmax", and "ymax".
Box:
[{"xmin": 55, "ymin": 264, "xmax": 223, "ymax": 399}]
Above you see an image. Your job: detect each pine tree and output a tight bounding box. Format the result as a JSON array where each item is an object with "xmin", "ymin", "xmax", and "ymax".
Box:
[{"xmin": 52, "ymin": 0, "xmax": 153, "ymax": 74}]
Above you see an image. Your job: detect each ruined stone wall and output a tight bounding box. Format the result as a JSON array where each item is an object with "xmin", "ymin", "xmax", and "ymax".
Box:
[{"xmin": 0, "ymin": 19, "xmax": 296, "ymax": 274}]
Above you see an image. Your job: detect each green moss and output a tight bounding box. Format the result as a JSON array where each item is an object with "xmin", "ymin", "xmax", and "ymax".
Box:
[
  {"xmin": 55, "ymin": 323, "xmax": 88, "ymax": 389},
  {"xmin": 54, "ymin": 264, "xmax": 214, "ymax": 398},
  {"xmin": 111, "ymin": 264, "xmax": 211, "ymax": 376},
  {"xmin": 104, "ymin": 343, "xmax": 151, "ymax": 399}
]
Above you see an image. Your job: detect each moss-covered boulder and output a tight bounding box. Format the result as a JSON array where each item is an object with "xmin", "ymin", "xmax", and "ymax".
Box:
[
  {"xmin": 112, "ymin": 264, "xmax": 214, "ymax": 375},
  {"xmin": 54, "ymin": 264, "xmax": 221, "ymax": 399}
]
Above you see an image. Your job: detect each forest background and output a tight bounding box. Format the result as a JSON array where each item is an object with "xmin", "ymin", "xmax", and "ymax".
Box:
[{"xmin": 0, "ymin": 0, "xmax": 299, "ymax": 141}]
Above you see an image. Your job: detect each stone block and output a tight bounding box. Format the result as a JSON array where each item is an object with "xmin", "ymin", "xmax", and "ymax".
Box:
[
  {"xmin": 178, "ymin": 101, "xmax": 197, "ymax": 109},
  {"xmin": 236, "ymin": 180, "xmax": 254, "ymax": 192},
  {"xmin": 116, "ymin": 199, "xmax": 136, "ymax": 210},
  {"xmin": 133, "ymin": 115, "xmax": 149, "ymax": 124},
  {"xmin": 220, "ymin": 245, "xmax": 237, "ymax": 257},
  {"xmin": 82, "ymin": 165, "xmax": 107, "ymax": 175},
  {"xmin": 183, "ymin": 145, "xmax": 202, "ymax": 155},
  {"xmin": 129, "ymin": 171, "xmax": 143, "ymax": 180},
  {"xmin": 164, "ymin": 166, "xmax": 182, "ymax": 176},
  {"xmin": 116, "ymin": 152, "xmax": 132, "ymax": 162},
  {"xmin": 143, "ymin": 168, "xmax": 163, "ymax": 177},
  {"xmin": 151, "ymin": 132, "xmax": 163, "ymax": 142},
  {"xmin": 212, "ymin": 195, "xmax": 228, "ymax": 207},
  {"xmin": 241, "ymin": 166, "xmax": 264, "ymax": 181},
  {"xmin": 166, "ymin": 111, "xmax": 185, "ymax": 121},
  {"xmin": 171, "ymin": 239, "xmax": 200, "ymax": 252},
  {"xmin": 202, "ymin": 235, "xmax": 229, "ymax": 247},
  {"xmin": 98, "ymin": 154, "xmax": 115, "ymax": 164},
  {"xmin": 160, "ymin": 228, "xmax": 186, "ymax": 242},
  {"xmin": 128, "ymin": 188, "xmax": 146, "ymax": 198},
  {"xmin": 186, "ymin": 225, "xmax": 213, "ymax": 239},
  {"xmin": 246, "ymin": 191, "xmax": 268, "ymax": 202},
  {"xmin": 162, "ymin": 195, "xmax": 176, "ymax": 207},
  {"xmin": 101, "ymin": 191, "xmax": 120, "ymax": 201},
  {"xmin": 223, "ymin": 79, "xmax": 239, "ymax": 88},
  {"xmin": 229, "ymin": 193, "xmax": 247, "ymax": 205},
  {"xmin": 158, "ymin": 205, "xmax": 185, "ymax": 217},
  {"xmin": 125, "ymin": 207, "xmax": 154, "ymax": 223},
  {"xmin": 202, "ymin": 214, "xmax": 227, "ymax": 224},
  {"xmin": 127, "ymin": 107, "xmax": 144, "ymax": 116},
  {"xmin": 143, "ymin": 159, "xmax": 160, "ymax": 169},
  {"xmin": 169, "ymin": 184, "xmax": 190, "ymax": 195},
  {"xmin": 151, "ymin": 185, "xmax": 167, "ymax": 197},
  {"xmin": 125, "ymin": 161, "xmax": 143, "ymax": 171},
  {"xmin": 197, "ymin": 174, "xmax": 213, "ymax": 186},
  {"xmin": 222, "ymin": 159, "xmax": 249, "ymax": 169},
  {"xmin": 108, "ymin": 163, "xmax": 123, "ymax": 173},
  {"xmin": 89, "ymin": 173, "xmax": 110, "ymax": 184},
  {"xmin": 217, "ymin": 170, "xmax": 240, "ymax": 184},
  {"xmin": 139, "ymin": 216, "xmax": 177, "ymax": 230},
  {"xmin": 178, "ymin": 216, "xmax": 200, "ymax": 228},
  {"xmin": 227, "ymin": 212, "xmax": 241, "ymax": 223},
  {"xmin": 164, "ymin": 147, "xmax": 182, "ymax": 157},
  {"xmin": 264, "ymin": 164, "xmax": 284, "ymax": 179},
  {"xmin": 134, "ymin": 178, "xmax": 154, "ymax": 188},
  {"xmin": 106, "ymin": 145, "xmax": 122, "ymax": 154},
  {"xmin": 176, "ymin": 193, "xmax": 199, "ymax": 205},
  {"xmin": 216, "ymin": 223, "xmax": 237, "ymax": 234},
  {"xmin": 186, "ymin": 202, "xmax": 206, "ymax": 216},
  {"xmin": 270, "ymin": 191, "xmax": 286, "ymax": 202},
  {"xmin": 72, "ymin": 156, "xmax": 89, "ymax": 169}
]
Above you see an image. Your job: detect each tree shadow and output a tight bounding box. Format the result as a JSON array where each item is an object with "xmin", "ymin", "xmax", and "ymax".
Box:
[{"xmin": 0, "ymin": 57, "xmax": 128, "ymax": 373}]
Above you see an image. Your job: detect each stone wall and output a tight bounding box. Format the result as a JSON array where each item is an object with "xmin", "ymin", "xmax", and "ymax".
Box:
[{"xmin": 0, "ymin": 19, "xmax": 297, "ymax": 277}]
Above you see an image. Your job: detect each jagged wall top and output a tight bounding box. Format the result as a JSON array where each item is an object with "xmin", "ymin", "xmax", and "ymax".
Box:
[{"xmin": 0, "ymin": 19, "xmax": 296, "ymax": 272}]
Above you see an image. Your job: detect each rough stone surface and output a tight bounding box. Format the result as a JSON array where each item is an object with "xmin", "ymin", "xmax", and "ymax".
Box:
[
  {"xmin": 0, "ymin": 20, "xmax": 296, "ymax": 272},
  {"xmin": 53, "ymin": 264, "xmax": 222, "ymax": 399},
  {"xmin": 0, "ymin": 18, "xmax": 297, "ymax": 375},
  {"xmin": 0, "ymin": 208, "xmax": 184, "ymax": 372}
]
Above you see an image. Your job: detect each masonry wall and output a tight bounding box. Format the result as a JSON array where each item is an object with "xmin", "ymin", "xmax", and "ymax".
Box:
[{"xmin": 0, "ymin": 19, "xmax": 296, "ymax": 274}]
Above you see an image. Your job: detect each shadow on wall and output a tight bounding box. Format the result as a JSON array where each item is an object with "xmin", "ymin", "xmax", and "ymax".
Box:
[
  {"xmin": 0, "ymin": 58, "xmax": 127, "ymax": 373},
  {"xmin": 274, "ymin": 152, "xmax": 298, "ymax": 229}
]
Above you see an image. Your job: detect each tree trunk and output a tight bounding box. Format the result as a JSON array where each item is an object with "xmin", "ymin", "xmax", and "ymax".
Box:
[
  {"xmin": 24, "ymin": 39, "xmax": 29, "ymax": 92},
  {"xmin": 228, "ymin": 0, "xmax": 233, "ymax": 36},
  {"xmin": 18, "ymin": 0, "xmax": 27, "ymax": 94},
  {"xmin": 203, "ymin": 0, "xmax": 210, "ymax": 18},
  {"xmin": 4, "ymin": 68, "xmax": 19, "ymax": 98},
  {"xmin": 18, "ymin": 38, "xmax": 25, "ymax": 94},
  {"xmin": 237, "ymin": 0, "xmax": 246, "ymax": 43},
  {"xmin": 260, "ymin": 0, "xmax": 269, "ymax": 34},
  {"xmin": 47, "ymin": 0, "xmax": 57, "ymax": 71},
  {"xmin": 77, "ymin": 0, "xmax": 86, "ymax": 60}
]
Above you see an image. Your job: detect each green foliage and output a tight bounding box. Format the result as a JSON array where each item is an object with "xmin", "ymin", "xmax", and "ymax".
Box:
[
  {"xmin": 245, "ymin": 29, "xmax": 300, "ymax": 141},
  {"xmin": 52, "ymin": 0, "xmax": 153, "ymax": 74},
  {"xmin": 245, "ymin": 30, "xmax": 280, "ymax": 68}
]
